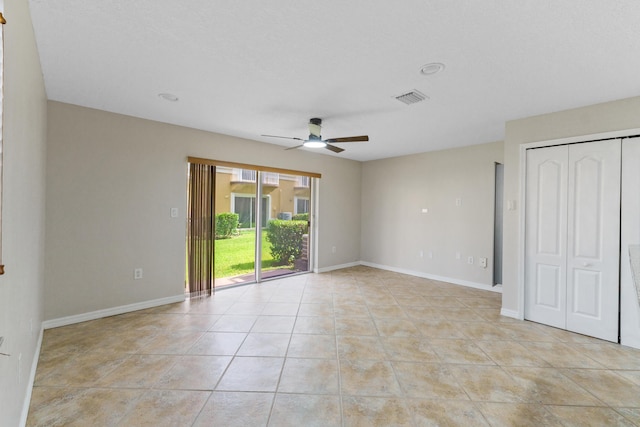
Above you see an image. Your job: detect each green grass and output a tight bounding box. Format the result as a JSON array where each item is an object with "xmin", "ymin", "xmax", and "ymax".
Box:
[{"xmin": 214, "ymin": 230, "xmax": 284, "ymax": 278}]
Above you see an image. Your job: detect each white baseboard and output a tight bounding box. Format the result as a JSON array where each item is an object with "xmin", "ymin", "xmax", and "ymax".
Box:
[
  {"xmin": 20, "ymin": 326, "xmax": 44, "ymax": 427},
  {"xmin": 500, "ymin": 308, "xmax": 522, "ymax": 320},
  {"xmin": 360, "ymin": 261, "xmax": 502, "ymax": 294},
  {"xmin": 316, "ymin": 261, "xmax": 361, "ymax": 274},
  {"xmin": 42, "ymin": 294, "xmax": 186, "ymax": 330}
]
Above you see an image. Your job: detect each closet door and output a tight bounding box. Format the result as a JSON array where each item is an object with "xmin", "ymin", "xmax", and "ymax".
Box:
[
  {"xmin": 525, "ymin": 145, "xmax": 569, "ymax": 329},
  {"xmin": 525, "ymin": 140, "xmax": 621, "ymax": 342},
  {"xmin": 566, "ymin": 139, "xmax": 621, "ymax": 342}
]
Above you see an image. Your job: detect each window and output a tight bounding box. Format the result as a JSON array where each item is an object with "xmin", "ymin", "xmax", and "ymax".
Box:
[
  {"xmin": 232, "ymin": 194, "xmax": 270, "ymax": 228},
  {"xmin": 294, "ymin": 197, "xmax": 310, "ymax": 215},
  {"xmin": 296, "ymin": 176, "xmax": 310, "ymax": 187}
]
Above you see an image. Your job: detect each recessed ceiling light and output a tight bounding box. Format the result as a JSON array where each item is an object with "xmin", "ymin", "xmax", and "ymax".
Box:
[
  {"xmin": 420, "ymin": 63, "xmax": 445, "ymax": 76},
  {"xmin": 158, "ymin": 93, "xmax": 179, "ymax": 102}
]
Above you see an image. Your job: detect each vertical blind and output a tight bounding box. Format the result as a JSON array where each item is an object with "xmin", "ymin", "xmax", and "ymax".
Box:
[{"xmin": 187, "ymin": 163, "xmax": 215, "ymax": 295}]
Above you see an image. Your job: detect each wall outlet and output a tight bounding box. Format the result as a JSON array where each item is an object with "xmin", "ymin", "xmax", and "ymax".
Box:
[
  {"xmin": 455, "ymin": 197, "xmax": 462, "ymax": 207},
  {"xmin": 170, "ymin": 207, "xmax": 179, "ymax": 218},
  {"xmin": 456, "ymin": 252, "xmax": 461, "ymax": 260},
  {"xmin": 134, "ymin": 268, "xmax": 143, "ymax": 280},
  {"xmin": 421, "ymin": 208, "xmax": 428, "ymax": 213},
  {"xmin": 331, "ymin": 246, "xmax": 336, "ymax": 254},
  {"xmin": 479, "ymin": 257, "xmax": 488, "ymax": 268},
  {"xmin": 467, "ymin": 256, "xmax": 474, "ymax": 265},
  {"xmin": 419, "ymin": 250, "xmax": 424, "ymax": 258}
]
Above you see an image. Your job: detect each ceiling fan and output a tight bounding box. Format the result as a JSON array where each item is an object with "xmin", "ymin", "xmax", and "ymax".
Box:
[{"xmin": 262, "ymin": 118, "xmax": 369, "ymax": 153}]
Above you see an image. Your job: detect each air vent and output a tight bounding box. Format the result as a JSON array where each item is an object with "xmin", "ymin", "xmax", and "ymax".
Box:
[{"xmin": 395, "ymin": 90, "xmax": 428, "ymax": 105}]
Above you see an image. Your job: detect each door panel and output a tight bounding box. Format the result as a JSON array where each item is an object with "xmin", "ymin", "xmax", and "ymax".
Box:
[
  {"xmin": 566, "ymin": 139, "xmax": 620, "ymax": 341},
  {"xmin": 525, "ymin": 140, "xmax": 621, "ymax": 342},
  {"xmin": 525, "ymin": 145, "xmax": 568, "ymax": 329},
  {"xmin": 620, "ymin": 137, "xmax": 640, "ymax": 348}
]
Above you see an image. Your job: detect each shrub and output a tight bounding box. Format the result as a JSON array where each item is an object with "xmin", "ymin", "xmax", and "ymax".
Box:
[
  {"xmin": 266, "ymin": 220, "xmax": 308, "ymax": 264},
  {"xmin": 291, "ymin": 213, "xmax": 309, "ymax": 221},
  {"xmin": 215, "ymin": 213, "xmax": 239, "ymax": 239}
]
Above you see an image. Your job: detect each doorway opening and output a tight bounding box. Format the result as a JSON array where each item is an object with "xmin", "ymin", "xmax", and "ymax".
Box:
[{"xmin": 493, "ymin": 162, "xmax": 504, "ymax": 286}]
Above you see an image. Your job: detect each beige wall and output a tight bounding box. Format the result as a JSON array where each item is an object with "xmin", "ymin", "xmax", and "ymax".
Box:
[
  {"xmin": 0, "ymin": 0, "xmax": 48, "ymax": 425},
  {"xmin": 502, "ymin": 95, "xmax": 640, "ymax": 314},
  {"xmin": 45, "ymin": 101, "xmax": 362, "ymax": 320},
  {"xmin": 361, "ymin": 141, "xmax": 503, "ymax": 287}
]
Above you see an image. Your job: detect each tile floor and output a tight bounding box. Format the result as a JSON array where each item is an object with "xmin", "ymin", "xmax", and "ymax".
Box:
[{"xmin": 27, "ymin": 266, "xmax": 640, "ymax": 426}]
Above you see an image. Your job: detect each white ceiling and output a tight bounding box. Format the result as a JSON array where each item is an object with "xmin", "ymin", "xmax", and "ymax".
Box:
[{"xmin": 29, "ymin": 0, "xmax": 640, "ymax": 161}]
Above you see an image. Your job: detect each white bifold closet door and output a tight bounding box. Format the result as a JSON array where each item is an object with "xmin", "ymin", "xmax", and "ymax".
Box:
[{"xmin": 525, "ymin": 139, "xmax": 621, "ymax": 342}]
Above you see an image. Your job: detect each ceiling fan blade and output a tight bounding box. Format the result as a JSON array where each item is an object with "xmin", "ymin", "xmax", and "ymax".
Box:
[
  {"xmin": 285, "ymin": 144, "xmax": 304, "ymax": 151},
  {"xmin": 325, "ymin": 135, "xmax": 369, "ymax": 143},
  {"xmin": 262, "ymin": 134, "xmax": 305, "ymax": 141},
  {"xmin": 324, "ymin": 144, "xmax": 345, "ymax": 153}
]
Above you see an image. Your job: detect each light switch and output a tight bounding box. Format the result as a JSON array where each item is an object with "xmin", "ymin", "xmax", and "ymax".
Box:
[
  {"xmin": 170, "ymin": 208, "xmax": 179, "ymax": 218},
  {"xmin": 421, "ymin": 208, "xmax": 428, "ymax": 213}
]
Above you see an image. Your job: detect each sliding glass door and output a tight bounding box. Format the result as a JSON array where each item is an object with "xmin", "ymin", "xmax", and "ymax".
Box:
[
  {"xmin": 198, "ymin": 161, "xmax": 315, "ymax": 289},
  {"xmin": 259, "ymin": 172, "xmax": 312, "ymax": 281}
]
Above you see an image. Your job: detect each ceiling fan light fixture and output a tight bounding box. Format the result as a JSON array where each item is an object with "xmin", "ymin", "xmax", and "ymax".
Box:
[{"xmin": 303, "ymin": 138, "xmax": 327, "ymax": 148}]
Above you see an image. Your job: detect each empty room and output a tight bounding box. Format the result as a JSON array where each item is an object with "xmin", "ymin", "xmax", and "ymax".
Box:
[{"xmin": 2, "ymin": 1, "xmax": 640, "ymax": 426}]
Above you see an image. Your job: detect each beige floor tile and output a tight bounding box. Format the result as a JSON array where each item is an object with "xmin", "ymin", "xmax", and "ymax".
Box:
[
  {"xmin": 27, "ymin": 387, "xmax": 143, "ymax": 427},
  {"xmin": 571, "ymin": 342, "xmax": 640, "ymax": 370},
  {"xmin": 393, "ymin": 362, "xmax": 468, "ymax": 399},
  {"xmin": 340, "ymin": 359, "xmax": 402, "ymax": 397},
  {"xmin": 519, "ymin": 341, "xmax": 605, "ymax": 368},
  {"xmin": 139, "ymin": 331, "xmax": 205, "ymax": 355},
  {"xmin": 35, "ymin": 351, "xmax": 129, "ymax": 387},
  {"xmin": 430, "ymin": 339, "xmax": 495, "ymax": 365},
  {"xmin": 335, "ymin": 316, "xmax": 379, "ymax": 336},
  {"xmin": 338, "ymin": 335, "xmax": 387, "ymax": 360},
  {"xmin": 155, "ymin": 355, "xmax": 232, "ymax": 390},
  {"xmin": 475, "ymin": 340, "xmax": 551, "ymax": 367},
  {"xmin": 193, "ymin": 391, "xmax": 273, "ymax": 427},
  {"xmin": 225, "ymin": 302, "xmax": 267, "ymax": 315},
  {"xmin": 407, "ymin": 399, "xmax": 490, "ymax": 427},
  {"xmin": 236, "ymin": 333, "xmax": 291, "ymax": 357},
  {"xmin": 261, "ymin": 302, "xmax": 300, "ymax": 316},
  {"xmin": 440, "ymin": 307, "xmax": 486, "ymax": 321},
  {"xmin": 458, "ymin": 321, "xmax": 514, "ymax": 340},
  {"xmin": 504, "ymin": 366, "xmax": 603, "ymax": 405},
  {"xmin": 269, "ymin": 393, "xmax": 341, "ymax": 427},
  {"xmin": 298, "ymin": 302, "xmax": 334, "ymax": 316},
  {"xmin": 374, "ymin": 318, "xmax": 421, "ymax": 337},
  {"xmin": 368, "ymin": 304, "xmax": 408, "ymax": 319},
  {"xmin": 210, "ymin": 315, "xmax": 258, "ymax": 332},
  {"xmin": 449, "ymin": 365, "xmax": 530, "ymax": 403},
  {"xmin": 216, "ymin": 356, "xmax": 284, "ymax": 392},
  {"xmin": 616, "ymin": 408, "xmax": 640, "ymax": 424},
  {"xmin": 27, "ymin": 267, "xmax": 640, "ymax": 427},
  {"xmin": 380, "ymin": 336, "xmax": 439, "ymax": 362},
  {"xmin": 278, "ymin": 358, "xmax": 339, "ymax": 393},
  {"xmin": 411, "ymin": 319, "xmax": 467, "ymax": 339},
  {"xmin": 333, "ymin": 302, "xmax": 371, "ymax": 317},
  {"xmin": 96, "ymin": 354, "xmax": 177, "ymax": 388},
  {"xmin": 287, "ymin": 333, "xmax": 336, "ymax": 358},
  {"xmin": 496, "ymin": 321, "xmax": 557, "ymax": 342},
  {"xmin": 342, "ymin": 396, "xmax": 413, "ymax": 426},
  {"xmin": 615, "ymin": 370, "xmax": 640, "ymax": 386},
  {"xmin": 545, "ymin": 405, "xmax": 637, "ymax": 427},
  {"xmin": 117, "ymin": 389, "xmax": 210, "ymax": 427},
  {"xmin": 561, "ymin": 368, "xmax": 640, "ymax": 407},
  {"xmin": 250, "ymin": 315, "xmax": 296, "ymax": 333},
  {"xmin": 475, "ymin": 402, "xmax": 564, "ymax": 427},
  {"xmin": 293, "ymin": 316, "xmax": 335, "ymax": 334},
  {"xmin": 187, "ymin": 331, "xmax": 247, "ymax": 355}
]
